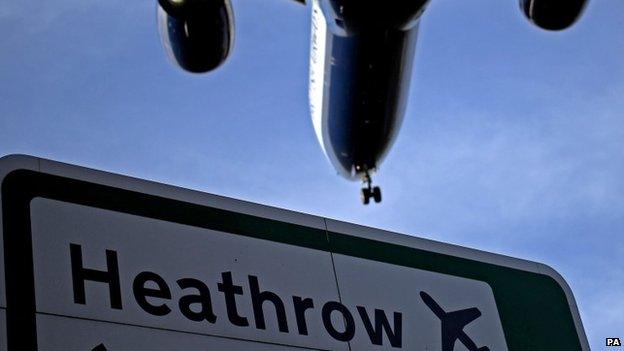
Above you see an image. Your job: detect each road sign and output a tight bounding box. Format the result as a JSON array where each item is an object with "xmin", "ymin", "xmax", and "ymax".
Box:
[{"xmin": 0, "ymin": 155, "xmax": 588, "ymax": 350}]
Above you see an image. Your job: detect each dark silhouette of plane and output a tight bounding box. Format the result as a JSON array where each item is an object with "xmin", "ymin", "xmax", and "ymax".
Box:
[{"xmin": 420, "ymin": 291, "xmax": 490, "ymax": 351}]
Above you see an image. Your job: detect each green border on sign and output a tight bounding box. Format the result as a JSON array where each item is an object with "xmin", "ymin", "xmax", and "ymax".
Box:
[{"xmin": 2, "ymin": 169, "xmax": 582, "ymax": 351}]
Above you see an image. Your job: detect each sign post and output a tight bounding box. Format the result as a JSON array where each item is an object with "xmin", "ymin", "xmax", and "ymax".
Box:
[{"xmin": 0, "ymin": 155, "xmax": 589, "ymax": 350}]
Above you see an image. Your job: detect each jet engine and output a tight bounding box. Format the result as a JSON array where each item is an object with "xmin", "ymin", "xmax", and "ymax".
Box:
[
  {"xmin": 157, "ymin": 0, "xmax": 235, "ymax": 73},
  {"xmin": 520, "ymin": 0, "xmax": 589, "ymax": 30}
]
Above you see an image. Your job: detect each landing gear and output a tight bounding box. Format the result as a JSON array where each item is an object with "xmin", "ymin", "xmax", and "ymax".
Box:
[{"xmin": 361, "ymin": 173, "xmax": 382, "ymax": 205}]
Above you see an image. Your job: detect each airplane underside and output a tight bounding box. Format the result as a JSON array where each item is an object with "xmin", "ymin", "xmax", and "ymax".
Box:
[{"xmin": 309, "ymin": 0, "xmax": 425, "ymax": 204}]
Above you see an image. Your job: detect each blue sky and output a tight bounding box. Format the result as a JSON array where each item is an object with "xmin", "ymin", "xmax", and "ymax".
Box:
[{"xmin": 1, "ymin": 0, "xmax": 623, "ymax": 348}]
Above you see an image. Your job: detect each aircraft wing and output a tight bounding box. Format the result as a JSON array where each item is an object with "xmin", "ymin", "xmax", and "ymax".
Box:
[
  {"xmin": 448, "ymin": 307, "xmax": 482, "ymax": 327},
  {"xmin": 441, "ymin": 307, "xmax": 487, "ymax": 351}
]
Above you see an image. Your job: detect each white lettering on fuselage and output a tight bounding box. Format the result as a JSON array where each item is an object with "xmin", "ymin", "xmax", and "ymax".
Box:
[{"xmin": 309, "ymin": 0, "xmax": 329, "ymax": 155}]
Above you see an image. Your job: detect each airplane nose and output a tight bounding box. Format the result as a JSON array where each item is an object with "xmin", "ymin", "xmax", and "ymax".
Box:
[{"xmin": 319, "ymin": 26, "xmax": 419, "ymax": 180}]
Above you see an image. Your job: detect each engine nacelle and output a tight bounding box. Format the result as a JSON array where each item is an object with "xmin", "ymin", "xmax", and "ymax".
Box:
[
  {"xmin": 520, "ymin": 0, "xmax": 588, "ymax": 31},
  {"xmin": 157, "ymin": 0, "xmax": 234, "ymax": 73}
]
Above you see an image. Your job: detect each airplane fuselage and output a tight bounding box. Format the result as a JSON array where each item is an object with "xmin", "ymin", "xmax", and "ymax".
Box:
[{"xmin": 309, "ymin": 0, "xmax": 428, "ymax": 180}]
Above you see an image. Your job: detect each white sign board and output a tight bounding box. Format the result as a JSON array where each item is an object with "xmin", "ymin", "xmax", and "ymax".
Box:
[{"xmin": 0, "ymin": 155, "xmax": 588, "ymax": 351}]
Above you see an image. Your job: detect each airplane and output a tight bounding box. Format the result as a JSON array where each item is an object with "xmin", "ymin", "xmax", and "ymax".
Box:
[
  {"xmin": 420, "ymin": 291, "xmax": 490, "ymax": 351},
  {"xmin": 155, "ymin": 0, "xmax": 590, "ymax": 204}
]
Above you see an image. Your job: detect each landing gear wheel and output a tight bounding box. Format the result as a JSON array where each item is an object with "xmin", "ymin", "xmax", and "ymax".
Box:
[
  {"xmin": 361, "ymin": 188, "xmax": 371, "ymax": 205},
  {"xmin": 372, "ymin": 186, "xmax": 382, "ymax": 203},
  {"xmin": 360, "ymin": 171, "xmax": 381, "ymax": 205}
]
